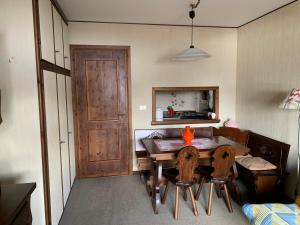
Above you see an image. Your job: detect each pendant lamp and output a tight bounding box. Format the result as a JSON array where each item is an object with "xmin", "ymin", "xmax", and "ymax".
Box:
[{"xmin": 173, "ymin": 2, "xmax": 210, "ymax": 61}]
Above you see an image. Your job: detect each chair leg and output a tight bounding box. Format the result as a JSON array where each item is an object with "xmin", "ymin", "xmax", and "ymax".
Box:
[
  {"xmin": 207, "ymin": 183, "xmax": 214, "ymax": 216},
  {"xmin": 215, "ymin": 184, "xmax": 222, "ymax": 198},
  {"xmin": 188, "ymin": 187, "xmax": 198, "ymax": 216},
  {"xmin": 174, "ymin": 186, "xmax": 180, "ymax": 220},
  {"xmin": 195, "ymin": 176, "xmax": 205, "ymax": 200},
  {"xmin": 223, "ymin": 184, "xmax": 233, "ymax": 213},
  {"xmin": 182, "ymin": 187, "xmax": 187, "ymax": 201},
  {"xmin": 161, "ymin": 181, "xmax": 169, "ymax": 204}
]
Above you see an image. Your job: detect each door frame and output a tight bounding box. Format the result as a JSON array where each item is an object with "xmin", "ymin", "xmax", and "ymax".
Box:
[{"xmin": 70, "ymin": 45, "xmax": 132, "ymax": 178}]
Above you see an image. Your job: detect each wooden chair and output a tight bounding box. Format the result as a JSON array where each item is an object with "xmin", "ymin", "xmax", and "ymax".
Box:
[
  {"xmin": 212, "ymin": 127, "xmax": 249, "ymax": 204},
  {"xmin": 161, "ymin": 146, "xmax": 199, "ymax": 220},
  {"xmin": 195, "ymin": 145, "xmax": 235, "ymax": 215}
]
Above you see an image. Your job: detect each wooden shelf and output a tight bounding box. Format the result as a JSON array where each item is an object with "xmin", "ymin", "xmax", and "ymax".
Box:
[{"xmin": 151, "ymin": 119, "xmax": 221, "ymax": 126}]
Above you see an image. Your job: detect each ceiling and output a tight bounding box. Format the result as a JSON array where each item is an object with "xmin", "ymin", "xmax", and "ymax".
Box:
[{"xmin": 57, "ymin": 0, "xmax": 296, "ymax": 27}]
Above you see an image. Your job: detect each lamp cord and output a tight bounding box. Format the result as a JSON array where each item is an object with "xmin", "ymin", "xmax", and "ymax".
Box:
[
  {"xmin": 191, "ymin": 18, "xmax": 194, "ymax": 47},
  {"xmin": 189, "ymin": 0, "xmax": 201, "ymax": 48}
]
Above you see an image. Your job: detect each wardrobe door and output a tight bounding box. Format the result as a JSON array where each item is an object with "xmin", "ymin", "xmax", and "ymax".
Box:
[
  {"xmin": 57, "ymin": 74, "xmax": 71, "ymax": 206},
  {"xmin": 52, "ymin": 6, "xmax": 64, "ymax": 67},
  {"xmin": 62, "ymin": 21, "xmax": 70, "ymax": 69},
  {"xmin": 39, "ymin": 0, "xmax": 55, "ymax": 63},
  {"xmin": 66, "ymin": 76, "xmax": 76, "ymax": 184},
  {"xmin": 44, "ymin": 71, "xmax": 63, "ymax": 225}
]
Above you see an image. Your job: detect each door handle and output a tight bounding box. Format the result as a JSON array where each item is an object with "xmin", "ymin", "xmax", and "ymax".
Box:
[
  {"xmin": 60, "ymin": 140, "xmax": 65, "ymax": 144},
  {"xmin": 55, "ymin": 50, "xmax": 60, "ymax": 53},
  {"xmin": 68, "ymin": 131, "xmax": 72, "ymax": 134}
]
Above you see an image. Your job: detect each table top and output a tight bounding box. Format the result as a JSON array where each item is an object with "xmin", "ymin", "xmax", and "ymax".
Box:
[
  {"xmin": 0, "ymin": 183, "xmax": 36, "ymax": 225},
  {"xmin": 142, "ymin": 136, "xmax": 250, "ymax": 160}
]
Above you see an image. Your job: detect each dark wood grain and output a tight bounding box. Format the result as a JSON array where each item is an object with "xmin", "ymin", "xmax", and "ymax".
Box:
[
  {"xmin": 0, "ymin": 183, "xmax": 36, "ymax": 225},
  {"xmin": 237, "ymin": 131, "xmax": 290, "ymax": 197},
  {"xmin": 142, "ymin": 136, "xmax": 249, "ymax": 160},
  {"xmin": 176, "ymin": 146, "xmax": 199, "ymax": 184},
  {"xmin": 41, "ymin": 59, "xmax": 70, "ymax": 76},
  {"xmin": 196, "ymin": 146, "xmax": 235, "ymax": 215},
  {"xmin": 32, "ymin": 0, "xmax": 51, "ymax": 224},
  {"xmin": 211, "ymin": 145, "xmax": 235, "ymax": 179},
  {"xmin": 142, "ymin": 136, "xmax": 249, "ymax": 214},
  {"xmin": 213, "ymin": 127, "xmax": 249, "ymax": 146},
  {"xmin": 72, "ymin": 46, "xmax": 131, "ymax": 178},
  {"xmin": 151, "ymin": 119, "xmax": 220, "ymax": 125},
  {"xmin": 162, "ymin": 146, "xmax": 199, "ymax": 219}
]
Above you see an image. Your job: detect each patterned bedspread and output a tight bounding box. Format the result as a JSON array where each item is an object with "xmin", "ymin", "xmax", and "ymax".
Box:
[{"xmin": 242, "ymin": 203, "xmax": 300, "ymax": 225}]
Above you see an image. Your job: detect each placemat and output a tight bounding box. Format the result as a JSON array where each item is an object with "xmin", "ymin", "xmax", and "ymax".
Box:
[{"xmin": 154, "ymin": 138, "xmax": 218, "ymax": 152}]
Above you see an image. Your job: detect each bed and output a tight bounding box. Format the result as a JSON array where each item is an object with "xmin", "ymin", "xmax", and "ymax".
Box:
[{"xmin": 242, "ymin": 203, "xmax": 300, "ymax": 225}]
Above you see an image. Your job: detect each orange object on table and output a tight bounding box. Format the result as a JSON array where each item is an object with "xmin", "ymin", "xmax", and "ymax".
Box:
[{"xmin": 181, "ymin": 126, "xmax": 195, "ymax": 145}]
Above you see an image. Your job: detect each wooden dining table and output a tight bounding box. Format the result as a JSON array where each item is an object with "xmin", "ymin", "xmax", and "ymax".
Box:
[{"xmin": 141, "ymin": 136, "xmax": 250, "ymax": 214}]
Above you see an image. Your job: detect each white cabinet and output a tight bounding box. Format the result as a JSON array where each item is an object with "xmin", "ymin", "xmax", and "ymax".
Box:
[
  {"xmin": 66, "ymin": 77, "xmax": 76, "ymax": 184},
  {"xmin": 52, "ymin": 6, "xmax": 64, "ymax": 67},
  {"xmin": 43, "ymin": 71, "xmax": 63, "ymax": 225},
  {"xmin": 62, "ymin": 21, "xmax": 70, "ymax": 69},
  {"xmin": 39, "ymin": 0, "xmax": 55, "ymax": 63},
  {"xmin": 39, "ymin": 0, "xmax": 70, "ymax": 69},
  {"xmin": 44, "ymin": 72, "xmax": 76, "ymax": 224},
  {"xmin": 57, "ymin": 74, "xmax": 71, "ymax": 206}
]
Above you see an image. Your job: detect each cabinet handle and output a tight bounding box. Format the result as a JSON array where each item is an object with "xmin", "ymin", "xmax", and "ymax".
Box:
[
  {"xmin": 118, "ymin": 113, "xmax": 126, "ymax": 116},
  {"xmin": 55, "ymin": 50, "xmax": 60, "ymax": 53},
  {"xmin": 60, "ymin": 141, "xmax": 65, "ymax": 144},
  {"xmin": 68, "ymin": 131, "xmax": 72, "ymax": 134},
  {"xmin": 64, "ymin": 56, "xmax": 69, "ymax": 59}
]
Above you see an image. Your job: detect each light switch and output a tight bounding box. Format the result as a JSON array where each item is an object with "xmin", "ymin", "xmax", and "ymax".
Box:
[{"xmin": 139, "ymin": 105, "xmax": 147, "ymax": 111}]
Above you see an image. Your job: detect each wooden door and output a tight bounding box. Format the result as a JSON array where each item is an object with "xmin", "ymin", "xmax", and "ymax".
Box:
[
  {"xmin": 43, "ymin": 71, "xmax": 63, "ymax": 225},
  {"xmin": 57, "ymin": 74, "xmax": 71, "ymax": 205},
  {"xmin": 72, "ymin": 46, "xmax": 131, "ymax": 178},
  {"xmin": 66, "ymin": 76, "xmax": 76, "ymax": 184}
]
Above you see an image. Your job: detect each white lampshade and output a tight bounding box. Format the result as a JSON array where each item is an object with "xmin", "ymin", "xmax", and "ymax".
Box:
[
  {"xmin": 279, "ymin": 88, "xmax": 300, "ymax": 110},
  {"xmin": 173, "ymin": 46, "xmax": 210, "ymax": 61}
]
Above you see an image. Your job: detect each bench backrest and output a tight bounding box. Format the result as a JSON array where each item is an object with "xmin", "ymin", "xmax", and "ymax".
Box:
[{"xmin": 213, "ymin": 127, "xmax": 249, "ymax": 146}]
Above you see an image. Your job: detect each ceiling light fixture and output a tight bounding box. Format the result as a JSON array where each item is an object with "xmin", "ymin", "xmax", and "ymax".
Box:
[{"xmin": 173, "ymin": 0, "xmax": 210, "ymax": 61}]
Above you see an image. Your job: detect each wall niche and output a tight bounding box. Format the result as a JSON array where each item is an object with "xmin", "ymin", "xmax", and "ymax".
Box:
[{"xmin": 152, "ymin": 87, "xmax": 220, "ymax": 125}]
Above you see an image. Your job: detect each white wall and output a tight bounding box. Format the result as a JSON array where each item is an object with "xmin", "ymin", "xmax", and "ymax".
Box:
[
  {"xmin": 69, "ymin": 22, "xmax": 238, "ymax": 170},
  {"xmin": 0, "ymin": 1, "xmax": 45, "ymax": 225},
  {"xmin": 236, "ymin": 1, "xmax": 300, "ymax": 197}
]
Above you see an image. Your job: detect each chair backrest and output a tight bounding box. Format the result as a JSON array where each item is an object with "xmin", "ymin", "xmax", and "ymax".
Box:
[
  {"xmin": 211, "ymin": 145, "xmax": 235, "ymax": 179},
  {"xmin": 213, "ymin": 127, "xmax": 249, "ymax": 146},
  {"xmin": 176, "ymin": 146, "xmax": 199, "ymax": 183}
]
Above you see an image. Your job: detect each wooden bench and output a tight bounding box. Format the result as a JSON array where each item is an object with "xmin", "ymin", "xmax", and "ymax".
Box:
[
  {"xmin": 240, "ymin": 131, "xmax": 290, "ymax": 197},
  {"xmin": 213, "ymin": 127, "xmax": 290, "ymax": 202}
]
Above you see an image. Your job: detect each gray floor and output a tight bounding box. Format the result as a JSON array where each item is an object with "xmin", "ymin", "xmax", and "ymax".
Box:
[{"xmin": 59, "ymin": 175, "xmax": 249, "ymax": 225}]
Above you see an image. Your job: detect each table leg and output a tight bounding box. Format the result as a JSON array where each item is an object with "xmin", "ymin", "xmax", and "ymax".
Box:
[{"xmin": 152, "ymin": 160, "xmax": 162, "ymax": 214}]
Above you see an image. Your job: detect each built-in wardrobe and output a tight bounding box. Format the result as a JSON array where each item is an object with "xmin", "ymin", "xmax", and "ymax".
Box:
[{"xmin": 36, "ymin": 0, "xmax": 75, "ymax": 224}]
